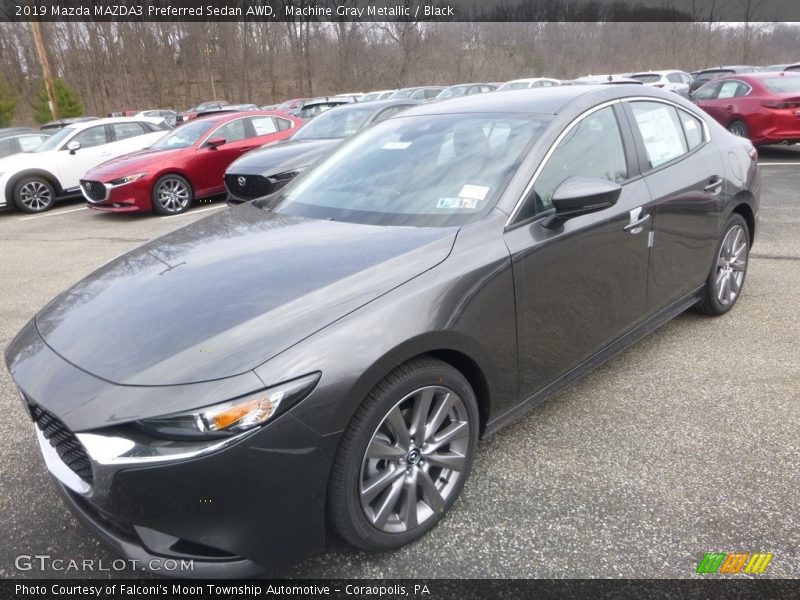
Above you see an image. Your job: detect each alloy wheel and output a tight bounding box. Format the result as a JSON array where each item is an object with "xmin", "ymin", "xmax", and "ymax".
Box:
[
  {"xmin": 157, "ymin": 178, "xmax": 190, "ymax": 213},
  {"xmin": 19, "ymin": 181, "xmax": 52, "ymax": 211},
  {"xmin": 714, "ymin": 224, "xmax": 747, "ymax": 306},
  {"xmin": 359, "ymin": 385, "xmax": 471, "ymax": 533}
]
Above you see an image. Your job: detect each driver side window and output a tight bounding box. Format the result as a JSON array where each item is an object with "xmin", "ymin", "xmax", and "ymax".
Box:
[
  {"xmin": 517, "ymin": 106, "xmax": 627, "ymax": 222},
  {"xmin": 69, "ymin": 126, "xmax": 108, "ymax": 149},
  {"xmin": 212, "ymin": 119, "xmax": 247, "ymax": 143}
]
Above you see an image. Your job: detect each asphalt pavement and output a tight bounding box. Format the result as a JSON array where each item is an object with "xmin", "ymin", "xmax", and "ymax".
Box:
[{"xmin": 0, "ymin": 147, "xmax": 798, "ymax": 578}]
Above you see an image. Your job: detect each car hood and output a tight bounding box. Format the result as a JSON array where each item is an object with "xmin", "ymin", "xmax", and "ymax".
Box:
[
  {"xmin": 227, "ymin": 138, "xmax": 341, "ymax": 176},
  {"xmin": 85, "ymin": 147, "xmax": 187, "ymax": 181},
  {"xmin": 34, "ymin": 204, "xmax": 457, "ymax": 386}
]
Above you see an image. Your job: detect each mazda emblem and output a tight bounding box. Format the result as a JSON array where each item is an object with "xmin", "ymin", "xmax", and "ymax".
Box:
[{"xmin": 237, "ymin": 176, "xmax": 247, "ymax": 187}]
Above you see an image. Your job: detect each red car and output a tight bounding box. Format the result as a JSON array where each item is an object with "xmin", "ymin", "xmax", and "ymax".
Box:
[
  {"xmin": 81, "ymin": 111, "xmax": 302, "ymax": 214},
  {"xmin": 692, "ymin": 71, "xmax": 800, "ymax": 145}
]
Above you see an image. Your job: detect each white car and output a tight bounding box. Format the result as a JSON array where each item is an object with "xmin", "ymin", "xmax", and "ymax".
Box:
[
  {"xmin": 0, "ymin": 117, "xmax": 167, "ymax": 213},
  {"xmin": 360, "ymin": 90, "xmax": 397, "ymax": 102},
  {"xmin": 497, "ymin": 77, "xmax": 561, "ymax": 91},
  {"xmin": 629, "ymin": 70, "xmax": 694, "ymax": 98},
  {"xmin": 132, "ymin": 109, "xmax": 177, "ymax": 127}
]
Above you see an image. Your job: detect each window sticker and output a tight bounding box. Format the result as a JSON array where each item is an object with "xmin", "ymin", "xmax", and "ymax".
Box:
[
  {"xmin": 458, "ymin": 184, "xmax": 490, "ymax": 200},
  {"xmin": 684, "ymin": 119, "xmax": 697, "ymax": 131},
  {"xmin": 382, "ymin": 141, "xmax": 411, "ymax": 150},
  {"xmin": 437, "ymin": 197, "xmax": 479, "ymax": 209}
]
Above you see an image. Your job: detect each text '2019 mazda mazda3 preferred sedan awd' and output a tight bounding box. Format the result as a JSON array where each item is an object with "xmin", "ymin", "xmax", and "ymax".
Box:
[{"xmin": 5, "ymin": 86, "xmax": 758, "ymax": 576}]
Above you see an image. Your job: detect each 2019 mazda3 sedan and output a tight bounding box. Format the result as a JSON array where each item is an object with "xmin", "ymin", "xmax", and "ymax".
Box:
[
  {"xmin": 80, "ymin": 111, "xmax": 302, "ymax": 214},
  {"xmin": 692, "ymin": 71, "xmax": 800, "ymax": 145},
  {"xmin": 5, "ymin": 86, "xmax": 759, "ymax": 576}
]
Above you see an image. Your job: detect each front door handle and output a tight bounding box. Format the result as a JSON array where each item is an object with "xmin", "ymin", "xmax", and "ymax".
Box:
[
  {"xmin": 624, "ymin": 207, "xmax": 650, "ymax": 233},
  {"xmin": 704, "ymin": 176, "xmax": 723, "ymax": 194},
  {"xmin": 726, "ymin": 105, "xmax": 734, "ymax": 111}
]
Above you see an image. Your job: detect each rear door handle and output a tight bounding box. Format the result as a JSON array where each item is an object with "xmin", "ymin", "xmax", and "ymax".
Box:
[
  {"xmin": 726, "ymin": 105, "xmax": 734, "ymax": 111},
  {"xmin": 704, "ymin": 176, "xmax": 723, "ymax": 193},
  {"xmin": 624, "ymin": 207, "xmax": 650, "ymax": 233}
]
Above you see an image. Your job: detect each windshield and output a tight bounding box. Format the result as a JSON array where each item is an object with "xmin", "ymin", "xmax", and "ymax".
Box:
[
  {"xmin": 33, "ymin": 126, "xmax": 76, "ymax": 152},
  {"xmin": 150, "ymin": 120, "xmax": 213, "ymax": 150},
  {"xmin": 270, "ymin": 113, "xmax": 550, "ymax": 227},
  {"xmin": 499, "ymin": 81, "xmax": 531, "ymax": 91},
  {"xmin": 697, "ymin": 70, "xmax": 732, "ymax": 82},
  {"xmin": 390, "ymin": 90, "xmax": 415, "ymax": 99},
  {"xmin": 293, "ymin": 105, "xmax": 375, "ymax": 140},
  {"xmin": 437, "ymin": 86, "xmax": 469, "ymax": 99},
  {"xmin": 762, "ymin": 77, "xmax": 800, "ymax": 93},
  {"xmin": 631, "ymin": 74, "xmax": 661, "ymax": 83}
]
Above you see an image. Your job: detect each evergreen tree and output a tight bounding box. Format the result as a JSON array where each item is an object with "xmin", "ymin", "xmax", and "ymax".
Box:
[
  {"xmin": 31, "ymin": 78, "xmax": 83, "ymax": 123},
  {"xmin": 0, "ymin": 74, "xmax": 16, "ymax": 127}
]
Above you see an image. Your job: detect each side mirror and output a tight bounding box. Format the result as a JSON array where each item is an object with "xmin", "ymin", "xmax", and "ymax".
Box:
[
  {"xmin": 542, "ymin": 176, "xmax": 621, "ymax": 229},
  {"xmin": 66, "ymin": 140, "xmax": 81, "ymax": 154},
  {"xmin": 207, "ymin": 137, "xmax": 226, "ymax": 149}
]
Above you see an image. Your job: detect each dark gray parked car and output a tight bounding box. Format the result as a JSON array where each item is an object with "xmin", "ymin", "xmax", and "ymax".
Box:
[
  {"xmin": 225, "ymin": 99, "xmax": 419, "ymax": 203},
  {"xmin": 5, "ymin": 85, "xmax": 758, "ymax": 577}
]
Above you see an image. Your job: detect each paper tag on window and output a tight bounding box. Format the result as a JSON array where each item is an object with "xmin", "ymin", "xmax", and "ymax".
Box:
[
  {"xmin": 684, "ymin": 119, "xmax": 697, "ymax": 131},
  {"xmin": 437, "ymin": 197, "xmax": 478, "ymax": 209},
  {"xmin": 458, "ymin": 184, "xmax": 490, "ymax": 200},
  {"xmin": 382, "ymin": 141, "xmax": 411, "ymax": 150}
]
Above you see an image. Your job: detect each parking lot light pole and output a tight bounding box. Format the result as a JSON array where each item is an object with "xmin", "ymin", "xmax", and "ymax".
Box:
[{"xmin": 29, "ymin": 20, "xmax": 59, "ymax": 120}]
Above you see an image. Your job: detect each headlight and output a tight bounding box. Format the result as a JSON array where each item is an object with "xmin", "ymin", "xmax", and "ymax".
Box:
[
  {"xmin": 138, "ymin": 372, "xmax": 320, "ymax": 439},
  {"xmin": 109, "ymin": 172, "xmax": 147, "ymax": 186}
]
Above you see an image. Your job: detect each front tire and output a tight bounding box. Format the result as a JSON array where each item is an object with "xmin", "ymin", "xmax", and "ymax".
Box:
[
  {"xmin": 696, "ymin": 214, "xmax": 750, "ymax": 316},
  {"xmin": 328, "ymin": 357, "xmax": 479, "ymax": 551},
  {"xmin": 13, "ymin": 176, "xmax": 56, "ymax": 213},
  {"xmin": 152, "ymin": 174, "xmax": 193, "ymax": 215}
]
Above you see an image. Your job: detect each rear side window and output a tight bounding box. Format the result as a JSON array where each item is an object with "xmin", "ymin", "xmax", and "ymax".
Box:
[
  {"xmin": 250, "ymin": 116, "xmax": 278, "ymax": 136},
  {"xmin": 667, "ymin": 73, "xmax": 683, "ymax": 84},
  {"xmin": 523, "ymin": 106, "xmax": 628, "ymax": 218},
  {"xmin": 18, "ymin": 135, "xmax": 48, "ymax": 151},
  {"xmin": 630, "ymin": 101, "xmax": 688, "ymax": 169},
  {"xmin": 274, "ymin": 117, "xmax": 293, "ymax": 131},
  {"xmin": 0, "ymin": 137, "xmax": 17, "ymax": 156},
  {"xmin": 678, "ymin": 110, "xmax": 705, "ymax": 150},
  {"xmin": 717, "ymin": 81, "xmax": 748, "ymax": 99}
]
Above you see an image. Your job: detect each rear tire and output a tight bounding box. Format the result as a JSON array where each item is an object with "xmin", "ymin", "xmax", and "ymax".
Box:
[
  {"xmin": 328, "ymin": 357, "xmax": 479, "ymax": 551},
  {"xmin": 152, "ymin": 174, "xmax": 193, "ymax": 215},
  {"xmin": 696, "ymin": 213, "xmax": 750, "ymax": 316},
  {"xmin": 13, "ymin": 176, "xmax": 56, "ymax": 213},
  {"xmin": 728, "ymin": 120, "xmax": 750, "ymax": 139}
]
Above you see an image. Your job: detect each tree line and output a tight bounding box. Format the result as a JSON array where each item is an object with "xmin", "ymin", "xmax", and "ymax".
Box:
[{"xmin": 1, "ymin": 21, "xmax": 799, "ymax": 125}]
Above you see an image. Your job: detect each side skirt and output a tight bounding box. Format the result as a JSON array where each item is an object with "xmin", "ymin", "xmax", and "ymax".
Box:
[{"xmin": 483, "ymin": 285, "xmax": 704, "ymax": 438}]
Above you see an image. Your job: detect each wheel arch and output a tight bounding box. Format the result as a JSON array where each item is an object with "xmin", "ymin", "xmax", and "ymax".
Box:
[
  {"xmin": 730, "ymin": 192, "xmax": 756, "ymax": 244},
  {"xmin": 343, "ymin": 334, "xmax": 494, "ymax": 438},
  {"xmin": 5, "ymin": 169, "xmax": 64, "ymax": 204}
]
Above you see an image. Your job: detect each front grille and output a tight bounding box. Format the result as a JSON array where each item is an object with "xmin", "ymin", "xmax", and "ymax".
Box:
[
  {"xmin": 80, "ymin": 179, "xmax": 107, "ymax": 202},
  {"xmin": 30, "ymin": 403, "xmax": 93, "ymax": 485},
  {"xmin": 225, "ymin": 173, "xmax": 273, "ymax": 199}
]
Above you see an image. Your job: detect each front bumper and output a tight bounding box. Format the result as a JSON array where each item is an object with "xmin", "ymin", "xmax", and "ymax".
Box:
[
  {"xmin": 81, "ymin": 177, "xmax": 152, "ymax": 212},
  {"xmin": 6, "ymin": 322, "xmax": 337, "ymax": 575}
]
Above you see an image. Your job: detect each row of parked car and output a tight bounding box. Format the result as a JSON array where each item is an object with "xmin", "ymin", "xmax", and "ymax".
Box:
[{"xmin": 0, "ymin": 63, "xmax": 798, "ymax": 215}]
